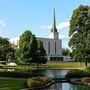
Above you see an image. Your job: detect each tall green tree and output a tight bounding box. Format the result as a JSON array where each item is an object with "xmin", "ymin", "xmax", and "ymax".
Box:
[
  {"xmin": 69, "ymin": 5, "xmax": 90, "ymax": 67},
  {"xmin": 16, "ymin": 30, "xmax": 37, "ymax": 64},
  {"xmin": 0, "ymin": 37, "xmax": 15, "ymax": 63},
  {"xmin": 36, "ymin": 40, "xmax": 47, "ymax": 67},
  {"xmin": 16, "ymin": 30, "xmax": 47, "ymax": 66}
]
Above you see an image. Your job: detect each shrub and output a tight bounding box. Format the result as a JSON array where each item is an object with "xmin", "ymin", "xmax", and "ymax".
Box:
[
  {"xmin": 65, "ymin": 69, "xmax": 85, "ymax": 78},
  {"xmin": 27, "ymin": 76, "xmax": 51, "ymax": 88},
  {"xmin": 0, "ymin": 71, "xmax": 44, "ymax": 78},
  {"xmin": 27, "ymin": 78, "xmax": 44, "ymax": 88},
  {"xmin": 42, "ymin": 76, "xmax": 51, "ymax": 84},
  {"xmin": 85, "ymin": 67, "xmax": 90, "ymax": 72},
  {"xmin": 87, "ymin": 67, "xmax": 90, "ymax": 70}
]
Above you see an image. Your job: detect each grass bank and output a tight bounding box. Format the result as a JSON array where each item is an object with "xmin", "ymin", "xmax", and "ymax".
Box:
[
  {"xmin": 0, "ymin": 62, "xmax": 87, "ymax": 70},
  {"xmin": 40, "ymin": 62, "xmax": 86, "ymax": 69},
  {"xmin": 0, "ymin": 77, "xmax": 27, "ymax": 90}
]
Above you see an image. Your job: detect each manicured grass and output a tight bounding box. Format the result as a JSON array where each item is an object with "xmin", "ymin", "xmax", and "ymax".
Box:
[
  {"xmin": 0, "ymin": 77, "xmax": 27, "ymax": 90},
  {"xmin": 0, "ymin": 62, "xmax": 87, "ymax": 70},
  {"xmin": 41, "ymin": 62, "xmax": 86, "ymax": 69}
]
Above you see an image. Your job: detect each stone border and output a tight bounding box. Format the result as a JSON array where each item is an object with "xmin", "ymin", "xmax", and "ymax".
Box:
[
  {"xmin": 70, "ymin": 79, "xmax": 83, "ymax": 85},
  {"xmin": 70, "ymin": 78, "xmax": 90, "ymax": 87},
  {"xmin": 83, "ymin": 82, "xmax": 90, "ymax": 86},
  {"xmin": 81, "ymin": 77, "xmax": 90, "ymax": 87}
]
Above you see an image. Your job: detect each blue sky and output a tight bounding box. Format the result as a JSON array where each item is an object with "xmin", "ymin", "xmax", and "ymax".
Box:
[{"xmin": 0, "ymin": 0, "xmax": 90, "ymax": 48}]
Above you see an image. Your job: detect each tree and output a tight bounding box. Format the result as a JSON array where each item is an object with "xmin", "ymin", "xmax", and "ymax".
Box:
[
  {"xmin": 0, "ymin": 37, "xmax": 15, "ymax": 63},
  {"xmin": 62, "ymin": 48, "xmax": 70, "ymax": 56},
  {"xmin": 69, "ymin": 5, "xmax": 90, "ymax": 67},
  {"xmin": 27, "ymin": 34, "xmax": 38, "ymax": 64},
  {"xmin": 36, "ymin": 40, "xmax": 47, "ymax": 67},
  {"xmin": 16, "ymin": 30, "xmax": 47, "ymax": 66},
  {"xmin": 16, "ymin": 30, "xmax": 37, "ymax": 64}
]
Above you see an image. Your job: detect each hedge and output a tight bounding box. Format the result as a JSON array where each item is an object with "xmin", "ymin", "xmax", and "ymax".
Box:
[
  {"xmin": 0, "ymin": 71, "xmax": 44, "ymax": 78},
  {"xmin": 65, "ymin": 69, "xmax": 90, "ymax": 78}
]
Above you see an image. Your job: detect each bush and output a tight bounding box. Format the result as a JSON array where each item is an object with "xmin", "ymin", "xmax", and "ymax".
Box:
[
  {"xmin": 27, "ymin": 78, "xmax": 44, "ymax": 88},
  {"xmin": 42, "ymin": 76, "xmax": 51, "ymax": 84},
  {"xmin": 65, "ymin": 69, "xmax": 86, "ymax": 78},
  {"xmin": 0, "ymin": 71, "xmax": 44, "ymax": 78},
  {"xmin": 85, "ymin": 67, "xmax": 90, "ymax": 72},
  {"xmin": 27, "ymin": 76, "xmax": 51, "ymax": 88}
]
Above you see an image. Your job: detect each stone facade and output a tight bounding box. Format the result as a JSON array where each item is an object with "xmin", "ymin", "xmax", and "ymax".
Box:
[{"xmin": 37, "ymin": 37, "xmax": 62, "ymax": 61}]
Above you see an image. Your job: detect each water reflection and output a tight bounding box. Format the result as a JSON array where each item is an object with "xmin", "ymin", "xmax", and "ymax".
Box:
[
  {"xmin": 43, "ymin": 69, "xmax": 69, "ymax": 78},
  {"xmin": 42, "ymin": 70, "xmax": 90, "ymax": 90},
  {"xmin": 70, "ymin": 83, "xmax": 90, "ymax": 90},
  {"xmin": 44, "ymin": 83, "xmax": 90, "ymax": 90}
]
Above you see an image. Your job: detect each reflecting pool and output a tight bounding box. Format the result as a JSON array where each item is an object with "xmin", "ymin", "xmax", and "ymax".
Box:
[{"xmin": 41, "ymin": 69, "xmax": 90, "ymax": 90}]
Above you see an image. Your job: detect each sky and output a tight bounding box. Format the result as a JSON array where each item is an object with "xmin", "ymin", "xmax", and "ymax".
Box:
[{"xmin": 0, "ymin": 0, "xmax": 90, "ymax": 48}]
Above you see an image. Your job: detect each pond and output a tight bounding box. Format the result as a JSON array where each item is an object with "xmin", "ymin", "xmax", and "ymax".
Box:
[
  {"xmin": 43, "ymin": 69, "xmax": 69, "ymax": 78},
  {"xmin": 44, "ymin": 83, "xmax": 90, "ymax": 90},
  {"xmin": 41, "ymin": 69, "xmax": 90, "ymax": 90}
]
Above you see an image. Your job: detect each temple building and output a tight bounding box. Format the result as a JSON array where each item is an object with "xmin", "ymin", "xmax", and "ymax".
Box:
[
  {"xmin": 37, "ymin": 8, "xmax": 62, "ymax": 61},
  {"xmin": 10, "ymin": 8, "xmax": 64, "ymax": 61}
]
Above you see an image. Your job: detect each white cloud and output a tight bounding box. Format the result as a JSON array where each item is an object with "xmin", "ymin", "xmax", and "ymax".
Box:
[
  {"xmin": 9, "ymin": 37, "xmax": 20, "ymax": 45},
  {"xmin": 57, "ymin": 21, "xmax": 70, "ymax": 30},
  {"xmin": 40, "ymin": 21, "xmax": 70, "ymax": 30},
  {"xmin": 59, "ymin": 34, "xmax": 69, "ymax": 40},
  {"xmin": 0, "ymin": 20, "xmax": 5, "ymax": 29}
]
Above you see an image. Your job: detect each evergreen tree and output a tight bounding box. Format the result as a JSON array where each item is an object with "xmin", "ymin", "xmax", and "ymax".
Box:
[
  {"xmin": 16, "ymin": 30, "xmax": 38, "ymax": 64},
  {"xmin": 36, "ymin": 40, "xmax": 47, "ymax": 67},
  {"xmin": 16, "ymin": 30, "xmax": 47, "ymax": 66}
]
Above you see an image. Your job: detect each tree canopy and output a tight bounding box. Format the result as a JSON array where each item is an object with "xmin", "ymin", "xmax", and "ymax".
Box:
[
  {"xmin": 16, "ymin": 30, "xmax": 47, "ymax": 65},
  {"xmin": 69, "ymin": 5, "xmax": 90, "ymax": 65},
  {"xmin": 36, "ymin": 40, "xmax": 47, "ymax": 65},
  {"xmin": 62, "ymin": 48, "xmax": 70, "ymax": 56},
  {"xmin": 0, "ymin": 37, "xmax": 15, "ymax": 63}
]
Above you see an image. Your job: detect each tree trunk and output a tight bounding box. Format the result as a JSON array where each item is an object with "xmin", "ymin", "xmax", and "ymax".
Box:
[
  {"xmin": 36, "ymin": 63, "xmax": 39, "ymax": 68},
  {"xmin": 27, "ymin": 64, "xmax": 30, "ymax": 72},
  {"xmin": 85, "ymin": 61, "xmax": 87, "ymax": 67}
]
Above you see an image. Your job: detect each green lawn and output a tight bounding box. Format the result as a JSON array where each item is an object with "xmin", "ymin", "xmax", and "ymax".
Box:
[
  {"xmin": 40, "ymin": 62, "xmax": 87, "ymax": 69},
  {"xmin": 0, "ymin": 77, "xmax": 27, "ymax": 90},
  {"xmin": 0, "ymin": 62, "xmax": 88, "ymax": 70}
]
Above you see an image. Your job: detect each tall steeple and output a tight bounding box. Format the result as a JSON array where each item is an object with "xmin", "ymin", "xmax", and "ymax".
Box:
[
  {"xmin": 49, "ymin": 7, "xmax": 59, "ymax": 39},
  {"xmin": 51, "ymin": 7, "xmax": 57, "ymax": 32}
]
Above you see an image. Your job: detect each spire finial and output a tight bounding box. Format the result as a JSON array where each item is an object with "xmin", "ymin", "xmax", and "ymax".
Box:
[
  {"xmin": 51, "ymin": 6, "xmax": 57, "ymax": 32},
  {"xmin": 53, "ymin": 7, "xmax": 56, "ymax": 29}
]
